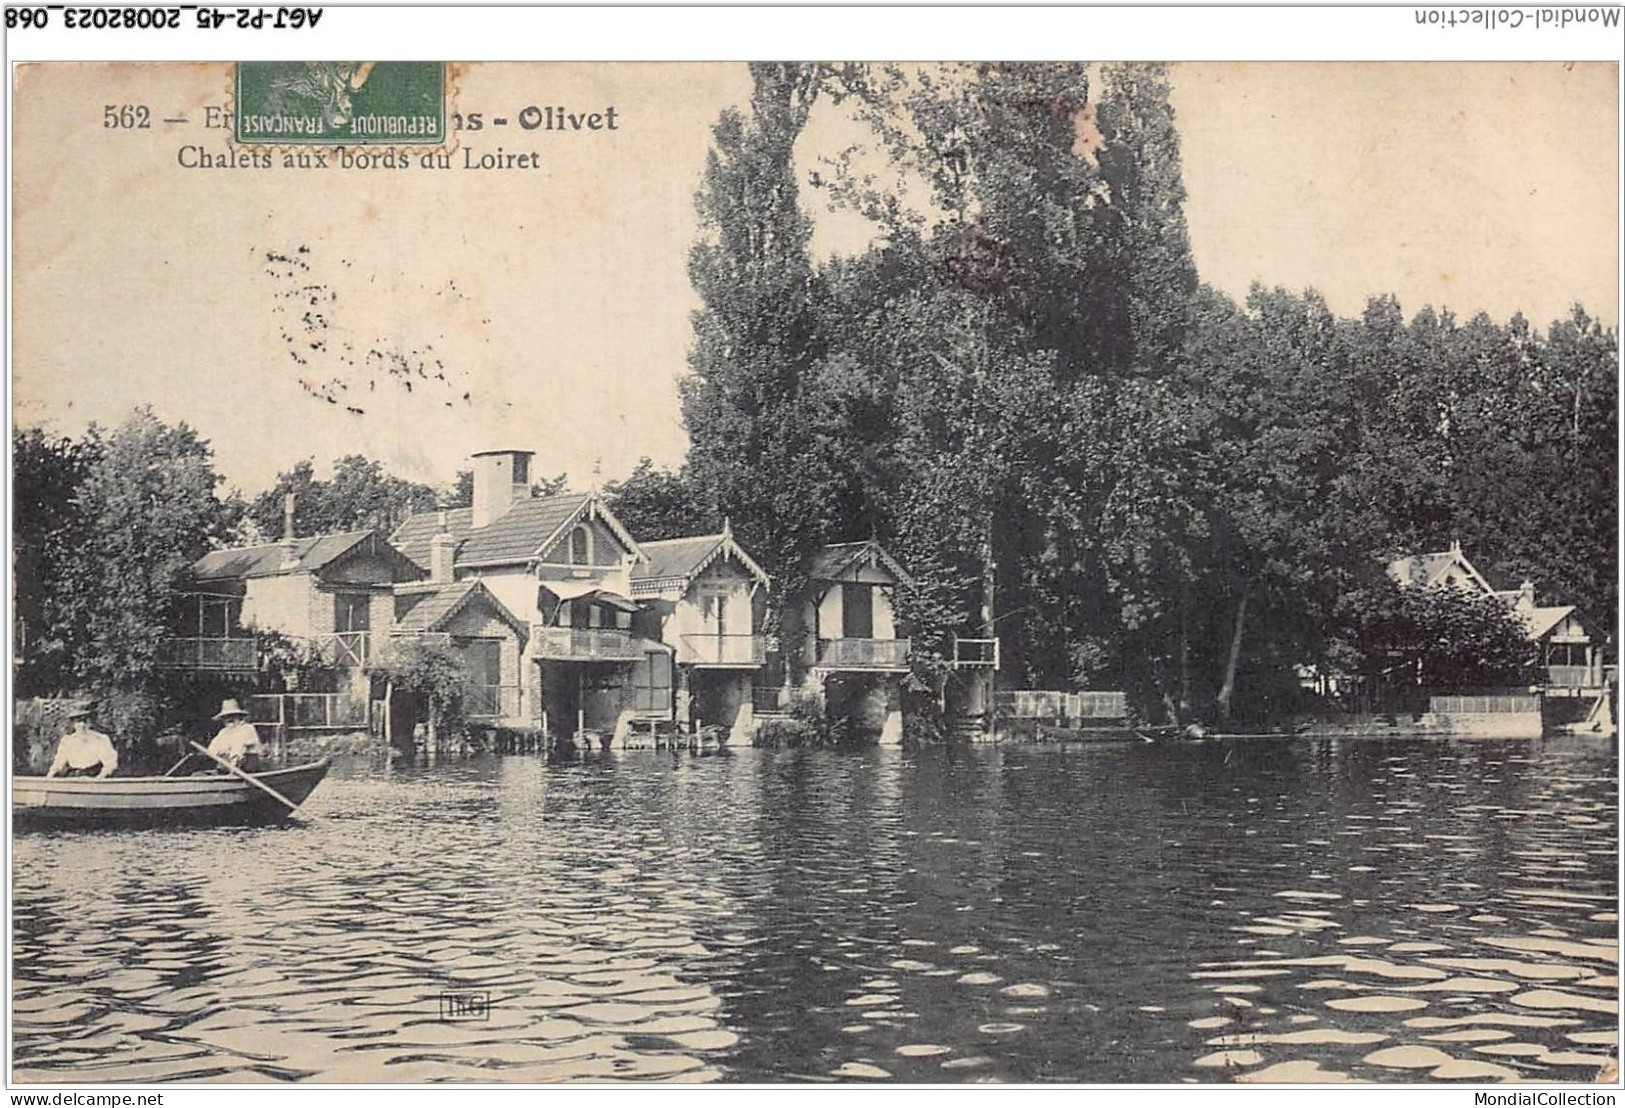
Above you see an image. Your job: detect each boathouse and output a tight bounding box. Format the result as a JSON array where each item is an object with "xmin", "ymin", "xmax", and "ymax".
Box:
[
  {"xmin": 391, "ymin": 450, "xmax": 669, "ymax": 741},
  {"xmin": 630, "ymin": 520, "xmax": 771, "ymax": 742},
  {"xmin": 796, "ymin": 540, "xmax": 913, "ymax": 744}
]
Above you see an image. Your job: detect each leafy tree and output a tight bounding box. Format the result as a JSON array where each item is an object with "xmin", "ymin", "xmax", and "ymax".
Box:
[
  {"xmin": 682, "ymin": 63, "xmax": 865, "ymax": 670},
  {"xmin": 12, "ymin": 427, "xmax": 102, "ymax": 696},
  {"xmin": 1337, "ymin": 578, "xmax": 1539, "ymax": 692},
  {"xmin": 369, "ymin": 638, "xmax": 472, "ymax": 748},
  {"xmin": 602, "ymin": 457, "xmax": 718, "ymax": 540},
  {"xmin": 58, "ymin": 408, "xmax": 236, "ymax": 695},
  {"xmin": 249, "ymin": 454, "xmax": 439, "ymax": 537}
]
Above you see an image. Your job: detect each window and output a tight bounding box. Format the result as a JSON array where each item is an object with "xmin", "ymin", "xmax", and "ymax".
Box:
[
  {"xmin": 569, "ymin": 525, "xmax": 592, "ymax": 565},
  {"xmin": 512, "ymin": 453, "xmax": 530, "ymax": 487},
  {"xmin": 334, "ymin": 592, "xmax": 371, "ymax": 633},
  {"xmin": 842, "ymin": 583, "xmax": 874, "ymax": 639},
  {"xmin": 629, "ymin": 651, "xmax": 673, "ymax": 713}
]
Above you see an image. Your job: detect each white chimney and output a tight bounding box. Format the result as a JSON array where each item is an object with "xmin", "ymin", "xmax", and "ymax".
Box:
[
  {"xmin": 279, "ymin": 493, "xmax": 300, "ymax": 571},
  {"xmin": 430, "ymin": 509, "xmax": 456, "ymax": 583},
  {"xmin": 471, "ymin": 449, "xmax": 535, "ymax": 529}
]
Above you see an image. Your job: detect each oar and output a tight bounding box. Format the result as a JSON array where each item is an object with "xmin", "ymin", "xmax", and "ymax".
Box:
[
  {"xmin": 189, "ymin": 742, "xmax": 303, "ymax": 815},
  {"xmin": 163, "ymin": 751, "xmax": 196, "ymax": 777}
]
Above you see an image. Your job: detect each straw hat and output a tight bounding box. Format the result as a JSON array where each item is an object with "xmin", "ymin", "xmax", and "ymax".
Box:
[
  {"xmin": 65, "ymin": 703, "xmax": 94, "ymax": 721},
  {"xmin": 212, "ymin": 698, "xmax": 249, "ymax": 721}
]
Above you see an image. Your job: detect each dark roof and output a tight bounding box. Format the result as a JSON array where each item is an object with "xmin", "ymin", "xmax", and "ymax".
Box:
[
  {"xmin": 456, "ymin": 494, "xmax": 594, "ymax": 565},
  {"xmin": 631, "ymin": 531, "xmax": 770, "ymax": 596},
  {"xmin": 391, "ymin": 579, "xmax": 527, "ymax": 637},
  {"xmin": 635, "ymin": 535, "xmax": 726, "ymax": 583},
  {"xmin": 190, "ymin": 531, "xmax": 375, "ymax": 581},
  {"xmin": 393, "ymin": 493, "xmax": 645, "ymax": 571},
  {"xmin": 391, "ymin": 508, "xmax": 474, "ymax": 571},
  {"xmin": 806, "ymin": 540, "xmax": 913, "ymax": 586}
]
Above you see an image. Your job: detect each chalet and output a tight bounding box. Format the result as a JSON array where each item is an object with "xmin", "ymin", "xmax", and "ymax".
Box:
[
  {"xmin": 1386, "ymin": 541, "xmax": 1607, "ymax": 691},
  {"xmin": 164, "ymin": 505, "xmax": 426, "ymax": 730},
  {"xmin": 389, "ymin": 578, "xmax": 531, "ymax": 732},
  {"xmin": 391, "ymin": 449, "xmax": 668, "ymax": 740},
  {"xmin": 630, "ymin": 520, "xmax": 770, "ymax": 741},
  {"xmin": 797, "ymin": 540, "xmax": 913, "ymax": 743}
]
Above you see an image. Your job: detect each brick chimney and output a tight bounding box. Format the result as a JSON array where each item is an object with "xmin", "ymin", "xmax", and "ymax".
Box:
[
  {"xmin": 471, "ymin": 449, "xmax": 535, "ymax": 529},
  {"xmin": 430, "ymin": 509, "xmax": 456, "ymax": 583}
]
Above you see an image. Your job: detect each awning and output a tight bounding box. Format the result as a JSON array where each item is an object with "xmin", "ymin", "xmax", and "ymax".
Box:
[{"xmin": 540, "ymin": 581, "xmax": 640, "ymax": 613}]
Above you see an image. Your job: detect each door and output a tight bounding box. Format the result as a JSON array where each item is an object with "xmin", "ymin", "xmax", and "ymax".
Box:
[
  {"xmin": 842, "ymin": 583, "xmax": 874, "ymax": 640},
  {"xmin": 459, "ymin": 639, "xmax": 503, "ymax": 717}
]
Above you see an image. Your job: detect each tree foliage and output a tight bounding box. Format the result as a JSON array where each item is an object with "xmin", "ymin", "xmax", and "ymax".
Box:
[
  {"xmin": 249, "ymin": 454, "xmax": 441, "ymax": 538},
  {"xmin": 676, "ymin": 61, "xmax": 1616, "ymax": 725},
  {"xmin": 602, "ymin": 457, "xmax": 718, "ymax": 541},
  {"xmin": 1337, "ymin": 579, "xmax": 1539, "ymax": 691},
  {"xmin": 54, "ymin": 408, "xmax": 236, "ymax": 695}
]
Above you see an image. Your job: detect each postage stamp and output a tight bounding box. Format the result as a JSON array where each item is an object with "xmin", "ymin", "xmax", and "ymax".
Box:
[{"xmin": 234, "ymin": 61, "xmax": 446, "ymax": 145}]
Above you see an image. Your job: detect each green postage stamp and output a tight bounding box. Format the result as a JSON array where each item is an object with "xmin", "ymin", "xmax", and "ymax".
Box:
[{"xmin": 234, "ymin": 62, "xmax": 446, "ymax": 145}]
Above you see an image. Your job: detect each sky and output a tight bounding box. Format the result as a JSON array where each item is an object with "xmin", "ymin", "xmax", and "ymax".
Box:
[{"xmin": 11, "ymin": 62, "xmax": 1618, "ymax": 499}]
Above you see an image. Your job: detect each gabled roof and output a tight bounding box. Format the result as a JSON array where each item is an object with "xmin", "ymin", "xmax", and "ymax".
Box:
[
  {"xmin": 1386, "ymin": 545, "xmax": 1496, "ymax": 596},
  {"xmin": 190, "ymin": 531, "xmax": 378, "ymax": 581},
  {"xmin": 631, "ymin": 526, "xmax": 770, "ymax": 597},
  {"xmin": 400, "ymin": 493, "xmax": 645, "ymax": 570},
  {"xmin": 391, "ymin": 579, "xmax": 528, "ymax": 638},
  {"xmin": 1522, "ymin": 604, "xmax": 1579, "ymax": 643},
  {"xmin": 391, "ymin": 507, "xmax": 474, "ymax": 571},
  {"xmin": 807, "ymin": 540, "xmax": 913, "ymax": 587}
]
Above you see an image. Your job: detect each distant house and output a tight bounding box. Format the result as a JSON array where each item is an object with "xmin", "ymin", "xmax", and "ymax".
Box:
[
  {"xmin": 796, "ymin": 540, "xmax": 914, "ymax": 743},
  {"xmin": 391, "ymin": 449, "xmax": 668, "ymax": 739},
  {"xmin": 631, "ymin": 520, "xmax": 770, "ymax": 739},
  {"xmin": 164, "ymin": 508, "xmax": 425, "ymax": 731},
  {"xmin": 1386, "ymin": 541, "xmax": 1605, "ymax": 691}
]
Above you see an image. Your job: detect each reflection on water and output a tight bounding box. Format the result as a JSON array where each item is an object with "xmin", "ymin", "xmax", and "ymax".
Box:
[{"xmin": 12, "ymin": 737, "xmax": 1617, "ymax": 1083}]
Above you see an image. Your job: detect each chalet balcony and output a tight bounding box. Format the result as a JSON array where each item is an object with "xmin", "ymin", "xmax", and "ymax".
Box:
[
  {"xmin": 156, "ymin": 636, "xmax": 258, "ymax": 672},
  {"xmin": 679, "ymin": 634, "xmax": 766, "ymax": 668},
  {"xmin": 816, "ymin": 637, "xmax": 911, "ymax": 671},
  {"xmin": 532, "ymin": 626, "xmax": 644, "ymax": 662},
  {"xmin": 309, "ymin": 631, "xmax": 373, "ymax": 668}
]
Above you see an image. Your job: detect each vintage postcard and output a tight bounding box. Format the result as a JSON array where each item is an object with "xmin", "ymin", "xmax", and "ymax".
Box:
[{"xmin": 8, "ymin": 48, "xmax": 1620, "ymax": 1097}]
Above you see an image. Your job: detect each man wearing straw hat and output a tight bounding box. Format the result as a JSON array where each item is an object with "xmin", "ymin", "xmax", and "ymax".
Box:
[
  {"xmin": 46, "ymin": 704, "xmax": 119, "ymax": 778},
  {"xmin": 205, "ymin": 698, "xmax": 265, "ymax": 772}
]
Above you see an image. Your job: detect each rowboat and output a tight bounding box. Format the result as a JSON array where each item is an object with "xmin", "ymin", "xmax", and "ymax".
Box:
[{"xmin": 13, "ymin": 760, "xmax": 330, "ymax": 829}]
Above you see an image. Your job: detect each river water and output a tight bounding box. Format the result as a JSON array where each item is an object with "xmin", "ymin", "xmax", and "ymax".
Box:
[{"xmin": 11, "ymin": 736, "xmax": 1618, "ymax": 1084}]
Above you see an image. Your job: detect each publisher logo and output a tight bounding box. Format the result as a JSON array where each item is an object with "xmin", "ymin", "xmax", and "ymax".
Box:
[{"xmin": 438, "ymin": 991, "xmax": 490, "ymax": 1021}]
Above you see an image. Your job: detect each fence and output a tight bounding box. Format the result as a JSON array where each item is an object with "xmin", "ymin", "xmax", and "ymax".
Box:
[
  {"xmin": 752, "ymin": 687, "xmax": 791, "ymax": 714},
  {"xmin": 1429, "ymin": 694, "xmax": 1540, "ymax": 715},
  {"xmin": 251, "ymin": 693, "xmax": 369, "ymax": 732},
  {"xmin": 994, "ymin": 690, "xmax": 1128, "ymax": 722}
]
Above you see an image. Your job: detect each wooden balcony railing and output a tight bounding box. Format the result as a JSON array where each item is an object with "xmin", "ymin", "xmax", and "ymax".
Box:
[
  {"xmin": 310, "ymin": 631, "xmax": 372, "ymax": 667},
  {"xmin": 816, "ymin": 637, "xmax": 911, "ymax": 670},
  {"xmin": 156, "ymin": 636, "xmax": 258, "ymax": 672},
  {"xmin": 532, "ymin": 626, "xmax": 644, "ymax": 662},
  {"xmin": 679, "ymin": 634, "xmax": 766, "ymax": 667}
]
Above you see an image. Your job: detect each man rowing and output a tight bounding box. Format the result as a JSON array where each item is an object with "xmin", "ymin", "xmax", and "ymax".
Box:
[{"xmin": 205, "ymin": 699, "xmax": 266, "ymax": 772}]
